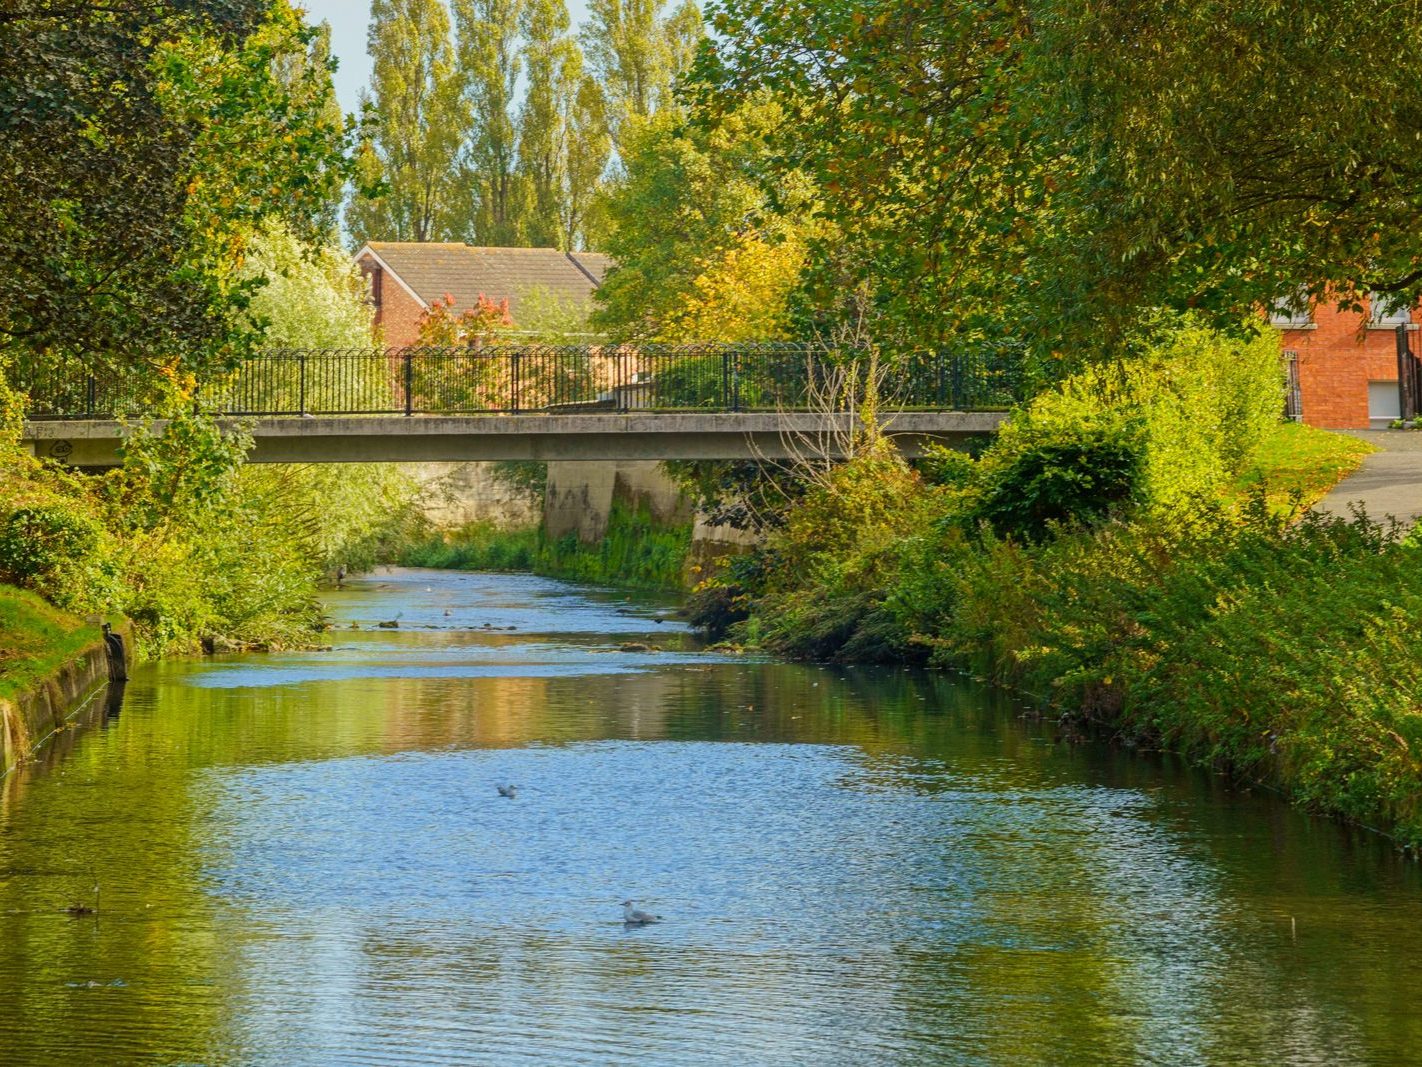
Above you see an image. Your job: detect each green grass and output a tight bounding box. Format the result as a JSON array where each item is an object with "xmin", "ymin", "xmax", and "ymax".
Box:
[
  {"xmin": 0, "ymin": 584, "xmax": 100, "ymax": 702},
  {"xmin": 400, "ymin": 502, "xmax": 693, "ymax": 593},
  {"xmin": 401, "ymin": 524, "xmax": 541, "ymax": 573},
  {"xmin": 1230, "ymin": 422, "xmax": 1375, "ymax": 510}
]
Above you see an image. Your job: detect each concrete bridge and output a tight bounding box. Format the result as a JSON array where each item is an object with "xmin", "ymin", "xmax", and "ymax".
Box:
[
  {"xmin": 21, "ymin": 411, "xmax": 1008, "ymax": 466},
  {"xmin": 16, "ymin": 343, "xmax": 1020, "ymax": 465}
]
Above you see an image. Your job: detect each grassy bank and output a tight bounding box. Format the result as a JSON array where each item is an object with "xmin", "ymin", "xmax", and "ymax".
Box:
[
  {"xmin": 695, "ymin": 321, "xmax": 1422, "ymax": 845},
  {"xmin": 0, "ymin": 585, "xmax": 104, "ymax": 704},
  {"xmin": 1230, "ymin": 421, "xmax": 1375, "ymax": 509},
  {"xmin": 401, "ymin": 501, "xmax": 693, "ymax": 593},
  {"xmin": 0, "ymin": 416, "xmax": 420, "ymax": 662}
]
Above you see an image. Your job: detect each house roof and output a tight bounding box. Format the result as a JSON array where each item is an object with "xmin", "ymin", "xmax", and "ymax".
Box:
[{"xmin": 357, "ymin": 242, "xmax": 613, "ymax": 316}]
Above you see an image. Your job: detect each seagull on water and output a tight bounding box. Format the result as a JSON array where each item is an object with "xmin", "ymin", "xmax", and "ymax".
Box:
[
  {"xmin": 622, "ymin": 900, "xmax": 661, "ymax": 925},
  {"xmin": 497, "ymin": 783, "xmax": 517, "ymax": 798}
]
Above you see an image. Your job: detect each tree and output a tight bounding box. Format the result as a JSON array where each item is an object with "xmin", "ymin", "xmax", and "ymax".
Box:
[
  {"xmin": 242, "ymin": 223, "xmax": 373, "ymax": 350},
  {"xmin": 580, "ymin": 0, "xmax": 705, "ymax": 147},
  {"xmin": 694, "ymin": 0, "xmax": 1422, "ymax": 358},
  {"xmin": 0, "ymin": 1, "xmax": 350, "ymax": 381},
  {"xmin": 346, "ymin": 0, "xmax": 468, "ymax": 245},
  {"xmin": 517, "ymin": 0, "xmax": 578, "ymax": 247},
  {"xmin": 454, "ymin": 0, "xmax": 529, "ymax": 245},
  {"xmin": 592, "ymin": 97, "xmax": 816, "ymax": 339},
  {"xmin": 560, "ymin": 62, "xmax": 614, "ymax": 250},
  {"xmin": 661, "ymin": 232, "xmax": 806, "ymax": 342}
]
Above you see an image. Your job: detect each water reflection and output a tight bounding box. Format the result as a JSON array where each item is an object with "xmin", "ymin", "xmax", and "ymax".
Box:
[{"xmin": 0, "ymin": 569, "xmax": 1418, "ymax": 1065}]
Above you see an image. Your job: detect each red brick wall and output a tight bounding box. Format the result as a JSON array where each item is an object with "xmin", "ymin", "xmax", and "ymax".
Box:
[
  {"xmin": 1282, "ymin": 301, "xmax": 1415, "ymax": 429},
  {"xmin": 356, "ymin": 253, "xmax": 428, "ymax": 348}
]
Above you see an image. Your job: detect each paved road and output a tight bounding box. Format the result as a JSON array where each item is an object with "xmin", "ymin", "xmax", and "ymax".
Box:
[{"xmin": 1314, "ymin": 430, "xmax": 1422, "ymax": 528}]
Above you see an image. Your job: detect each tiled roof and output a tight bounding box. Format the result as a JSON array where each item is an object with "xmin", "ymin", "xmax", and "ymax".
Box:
[{"xmin": 361, "ymin": 242, "xmax": 613, "ymax": 316}]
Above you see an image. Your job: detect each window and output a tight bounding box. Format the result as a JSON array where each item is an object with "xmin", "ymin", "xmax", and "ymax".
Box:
[
  {"xmin": 1268, "ymin": 292, "xmax": 1313, "ymax": 328},
  {"xmin": 1369, "ymin": 381, "xmax": 1402, "ymax": 426},
  {"xmin": 1369, "ymin": 292, "xmax": 1412, "ymax": 327}
]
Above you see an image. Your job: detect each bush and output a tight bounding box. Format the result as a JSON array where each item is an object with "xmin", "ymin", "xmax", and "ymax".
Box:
[
  {"xmin": 923, "ymin": 501, "xmax": 1422, "ymax": 844},
  {"xmin": 0, "ymin": 505, "xmax": 108, "ymax": 608},
  {"xmin": 970, "ymin": 426, "xmax": 1145, "ymax": 541},
  {"xmin": 986, "ymin": 317, "xmax": 1284, "ymax": 515},
  {"xmin": 689, "ymin": 318, "xmax": 1422, "ymax": 842},
  {"xmin": 400, "ymin": 502, "xmax": 693, "ymax": 593}
]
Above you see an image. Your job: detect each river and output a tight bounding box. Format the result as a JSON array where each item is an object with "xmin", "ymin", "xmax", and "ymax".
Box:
[{"xmin": 0, "ymin": 568, "xmax": 1419, "ymax": 1066}]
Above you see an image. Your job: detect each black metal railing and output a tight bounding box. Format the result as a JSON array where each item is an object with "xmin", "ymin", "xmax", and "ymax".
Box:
[{"xmin": 17, "ymin": 343, "xmax": 1026, "ymax": 419}]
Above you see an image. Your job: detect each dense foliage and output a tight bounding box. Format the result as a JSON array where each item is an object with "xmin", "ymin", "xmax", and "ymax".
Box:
[
  {"xmin": 348, "ymin": 0, "xmax": 695, "ymax": 250},
  {"xmin": 592, "ymin": 97, "xmax": 816, "ymax": 340},
  {"xmin": 689, "ymin": 0, "xmax": 1422, "ymax": 354},
  {"xmin": 404, "ymin": 501, "xmax": 692, "ymax": 591},
  {"xmin": 0, "ymin": 1, "xmax": 351, "ymax": 381},
  {"xmin": 686, "ymin": 321, "xmax": 1422, "ymax": 842}
]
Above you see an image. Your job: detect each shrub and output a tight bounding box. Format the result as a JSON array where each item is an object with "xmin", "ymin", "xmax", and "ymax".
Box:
[
  {"xmin": 986, "ymin": 316, "xmax": 1284, "ymax": 515},
  {"xmin": 970, "ymin": 425, "xmax": 1145, "ymax": 541},
  {"xmin": 0, "ymin": 505, "xmax": 107, "ymax": 607}
]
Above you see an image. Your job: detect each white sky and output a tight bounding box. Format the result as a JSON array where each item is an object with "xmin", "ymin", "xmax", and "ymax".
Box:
[{"xmin": 296, "ymin": 1, "xmax": 594, "ymax": 118}]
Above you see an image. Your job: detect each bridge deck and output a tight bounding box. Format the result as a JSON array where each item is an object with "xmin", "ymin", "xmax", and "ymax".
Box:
[{"xmin": 22, "ymin": 411, "xmax": 1007, "ymax": 466}]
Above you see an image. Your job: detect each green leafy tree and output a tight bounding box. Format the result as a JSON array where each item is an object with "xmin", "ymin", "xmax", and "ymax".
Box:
[
  {"xmin": 560, "ymin": 63, "xmax": 614, "ymax": 250},
  {"xmin": 454, "ymin": 0, "xmax": 529, "ymax": 245},
  {"xmin": 0, "ymin": 1, "xmax": 350, "ymax": 382},
  {"xmin": 347, "ymin": 0, "xmax": 469, "ymax": 244},
  {"xmin": 592, "ymin": 97, "xmax": 816, "ymax": 339},
  {"xmin": 517, "ymin": 0, "xmax": 579, "ymax": 247},
  {"xmin": 694, "ymin": 0, "xmax": 1422, "ymax": 357},
  {"xmin": 580, "ymin": 0, "xmax": 705, "ymax": 147},
  {"xmin": 242, "ymin": 224, "xmax": 374, "ymax": 350}
]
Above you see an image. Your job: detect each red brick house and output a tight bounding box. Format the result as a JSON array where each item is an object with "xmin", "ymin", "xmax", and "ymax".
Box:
[
  {"xmin": 1274, "ymin": 294, "xmax": 1419, "ymax": 429},
  {"xmin": 354, "ymin": 242, "xmax": 613, "ymax": 348}
]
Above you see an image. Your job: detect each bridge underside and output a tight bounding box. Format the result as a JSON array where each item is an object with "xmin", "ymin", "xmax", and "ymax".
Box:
[{"xmin": 22, "ymin": 412, "xmax": 1005, "ymax": 467}]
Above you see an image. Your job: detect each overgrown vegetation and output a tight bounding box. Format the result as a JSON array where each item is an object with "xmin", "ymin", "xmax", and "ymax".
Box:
[
  {"xmin": 402, "ymin": 500, "xmax": 692, "ymax": 592},
  {"xmin": 0, "ymin": 585, "xmax": 112, "ymax": 704},
  {"xmin": 689, "ymin": 319, "xmax": 1422, "ymax": 843},
  {"xmin": 0, "ymin": 412, "xmax": 418, "ymax": 659},
  {"xmin": 0, "ymin": 169, "xmax": 421, "ymax": 664}
]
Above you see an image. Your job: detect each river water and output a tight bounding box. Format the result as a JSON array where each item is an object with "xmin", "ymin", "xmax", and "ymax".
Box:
[{"xmin": 1, "ymin": 568, "xmax": 1420, "ymax": 1066}]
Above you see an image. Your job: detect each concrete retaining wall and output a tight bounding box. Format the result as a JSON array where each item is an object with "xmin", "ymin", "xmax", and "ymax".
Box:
[
  {"xmin": 404, "ymin": 461, "xmax": 540, "ymax": 529},
  {"xmin": 544, "ymin": 460, "xmax": 693, "ymax": 543},
  {"xmin": 0, "ymin": 621, "xmax": 131, "ymax": 774}
]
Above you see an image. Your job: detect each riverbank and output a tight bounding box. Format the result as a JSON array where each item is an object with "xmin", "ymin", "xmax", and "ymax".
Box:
[
  {"xmin": 695, "ymin": 323, "xmax": 1422, "ymax": 846},
  {"xmin": 400, "ymin": 500, "xmax": 694, "ymax": 593},
  {"xmin": 0, "ymin": 414, "xmax": 422, "ymax": 661},
  {"xmin": 0, "ymin": 585, "xmax": 126, "ymax": 770}
]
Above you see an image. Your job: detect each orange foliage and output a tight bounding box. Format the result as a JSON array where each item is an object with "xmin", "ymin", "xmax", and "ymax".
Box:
[{"xmin": 416, "ymin": 292, "xmax": 514, "ymax": 345}]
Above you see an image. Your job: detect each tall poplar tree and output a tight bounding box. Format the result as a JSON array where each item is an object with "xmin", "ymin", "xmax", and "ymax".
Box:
[
  {"xmin": 580, "ymin": 0, "xmax": 704, "ymax": 147},
  {"xmin": 517, "ymin": 0, "xmax": 578, "ymax": 247},
  {"xmin": 560, "ymin": 66, "xmax": 613, "ymax": 250},
  {"xmin": 454, "ymin": 0, "xmax": 528, "ymax": 245},
  {"xmin": 346, "ymin": 0, "xmax": 468, "ymax": 244}
]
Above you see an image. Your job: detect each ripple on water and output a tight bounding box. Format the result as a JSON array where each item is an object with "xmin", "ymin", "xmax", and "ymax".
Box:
[{"xmin": 189, "ymin": 740, "xmax": 1241, "ymax": 1065}]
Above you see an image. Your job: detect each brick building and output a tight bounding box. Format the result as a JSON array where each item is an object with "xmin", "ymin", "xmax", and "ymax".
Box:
[
  {"xmin": 1275, "ymin": 294, "xmax": 1419, "ymax": 429},
  {"xmin": 354, "ymin": 242, "xmax": 614, "ymax": 348}
]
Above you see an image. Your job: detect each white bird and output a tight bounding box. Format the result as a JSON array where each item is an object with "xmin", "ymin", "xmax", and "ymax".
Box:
[
  {"xmin": 497, "ymin": 784, "xmax": 517, "ymax": 798},
  {"xmin": 622, "ymin": 900, "xmax": 661, "ymax": 925}
]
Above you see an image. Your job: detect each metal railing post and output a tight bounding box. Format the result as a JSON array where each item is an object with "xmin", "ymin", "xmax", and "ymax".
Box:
[
  {"xmin": 950, "ymin": 353, "xmax": 965, "ymax": 410},
  {"xmin": 298, "ymin": 352, "xmax": 307, "ymax": 416},
  {"xmin": 510, "ymin": 350, "xmax": 521, "ymax": 414},
  {"xmin": 86, "ymin": 374, "xmax": 96, "ymax": 418},
  {"xmin": 731, "ymin": 348, "xmax": 742, "ymax": 412},
  {"xmin": 403, "ymin": 349, "xmax": 414, "ymax": 416}
]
